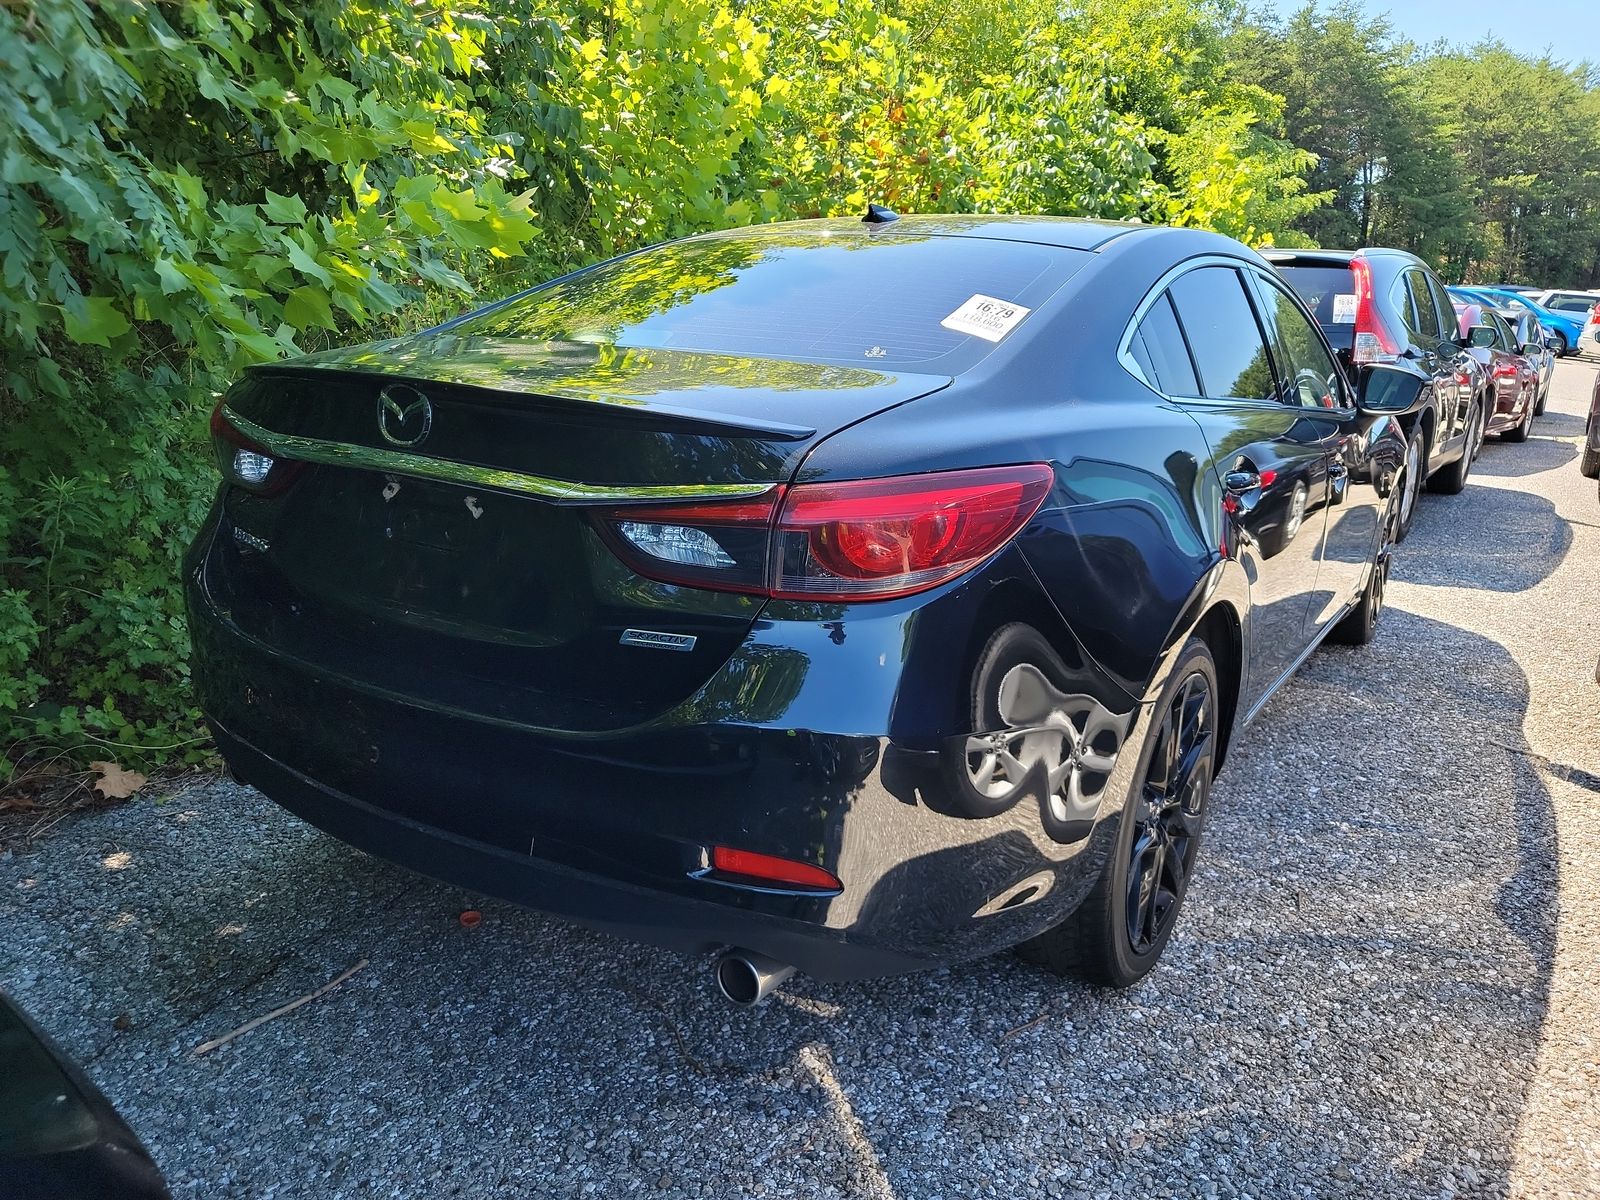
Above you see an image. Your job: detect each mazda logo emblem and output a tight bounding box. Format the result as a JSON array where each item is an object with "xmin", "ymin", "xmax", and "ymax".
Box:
[{"xmin": 377, "ymin": 384, "xmax": 432, "ymax": 447}]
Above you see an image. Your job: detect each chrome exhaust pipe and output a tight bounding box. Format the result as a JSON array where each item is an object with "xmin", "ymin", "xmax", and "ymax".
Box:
[{"xmin": 714, "ymin": 949, "xmax": 795, "ymax": 1007}]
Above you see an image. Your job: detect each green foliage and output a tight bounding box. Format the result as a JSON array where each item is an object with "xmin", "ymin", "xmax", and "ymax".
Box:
[
  {"xmin": 0, "ymin": 0, "xmax": 558, "ymax": 775},
  {"xmin": 19, "ymin": 0, "xmax": 1594, "ymax": 779},
  {"xmin": 1233, "ymin": 3, "xmax": 1600, "ymax": 282}
]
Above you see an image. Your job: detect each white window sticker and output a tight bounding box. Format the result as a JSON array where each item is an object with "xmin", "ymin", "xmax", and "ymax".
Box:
[
  {"xmin": 1331, "ymin": 293, "xmax": 1358, "ymax": 324},
  {"xmin": 941, "ymin": 294, "xmax": 1032, "ymax": 343}
]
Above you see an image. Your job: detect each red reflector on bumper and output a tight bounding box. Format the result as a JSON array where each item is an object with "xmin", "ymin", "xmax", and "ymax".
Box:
[{"xmin": 709, "ymin": 846, "xmax": 841, "ymax": 891}]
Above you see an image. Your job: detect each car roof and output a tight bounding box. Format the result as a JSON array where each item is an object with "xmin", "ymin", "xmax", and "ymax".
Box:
[{"xmin": 694, "ymin": 213, "xmax": 1160, "ymax": 253}]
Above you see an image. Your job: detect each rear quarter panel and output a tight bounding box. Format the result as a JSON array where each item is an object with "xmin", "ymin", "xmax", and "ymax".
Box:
[{"xmin": 795, "ymin": 230, "xmax": 1245, "ymax": 705}]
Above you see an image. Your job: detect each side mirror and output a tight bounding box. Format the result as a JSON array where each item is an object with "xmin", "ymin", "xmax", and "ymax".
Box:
[
  {"xmin": 1356, "ymin": 363, "xmax": 1428, "ymax": 416},
  {"xmin": 1544, "ymin": 334, "xmax": 1560, "ymax": 351},
  {"xmin": 1468, "ymin": 326, "xmax": 1497, "ymax": 349}
]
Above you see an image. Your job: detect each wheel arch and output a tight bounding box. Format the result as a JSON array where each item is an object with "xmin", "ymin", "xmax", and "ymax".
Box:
[{"xmin": 1140, "ymin": 559, "xmax": 1249, "ymax": 774}]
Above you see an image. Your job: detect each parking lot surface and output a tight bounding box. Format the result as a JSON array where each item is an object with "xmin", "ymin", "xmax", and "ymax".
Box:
[{"xmin": 4, "ymin": 358, "xmax": 1599, "ymax": 1200}]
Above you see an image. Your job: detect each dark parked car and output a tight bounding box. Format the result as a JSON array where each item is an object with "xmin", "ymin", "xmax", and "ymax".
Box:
[
  {"xmin": 1581, "ymin": 368, "xmax": 1600, "ymax": 478},
  {"xmin": 1264, "ymin": 248, "xmax": 1482, "ymax": 542},
  {"xmin": 188, "ymin": 215, "xmax": 1415, "ymax": 1001},
  {"xmin": 1451, "ymin": 301, "xmax": 1537, "ymax": 441},
  {"xmin": 0, "ymin": 993, "xmax": 169, "ymax": 1199}
]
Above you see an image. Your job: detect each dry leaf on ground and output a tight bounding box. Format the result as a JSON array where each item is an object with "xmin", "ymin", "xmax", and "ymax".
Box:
[{"xmin": 89, "ymin": 761, "xmax": 147, "ymax": 800}]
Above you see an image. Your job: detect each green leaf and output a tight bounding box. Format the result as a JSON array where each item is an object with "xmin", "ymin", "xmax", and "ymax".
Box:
[
  {"xmin": 62, "ymin": 297, "xmax": 132, "ymax": 347},
  {"xmin": 154, "ymin": 258, "xmax": 190, "ymax": 294},
  {"xmin": 281, "ymin": 235, "xmax": 332, "ymax": 286},
  {"xmin": 283, "ymin": 286, "xmax": 336, "ymax": 331},
  {"xmin": 262, "ymin": 190, "xmax": 309, "ymax": 226}
]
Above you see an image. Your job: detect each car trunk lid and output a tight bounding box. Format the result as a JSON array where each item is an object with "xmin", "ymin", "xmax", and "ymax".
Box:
[{"xmin": 209, "ymin": 338, "xmax": 950, "ymax": 731}]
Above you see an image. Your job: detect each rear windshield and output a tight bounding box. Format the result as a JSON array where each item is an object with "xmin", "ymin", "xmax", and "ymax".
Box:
[
  {"xmin": 1273, "ymin": 264, "xmax": 1359, "ymax": 350},
  {"xmin": 1544, "ymin": 294, "xmax": 1597, "ymax": 313},
  {"xmin": 450, "ymin": 231, "xmax": 1076, "ymax": 372}
]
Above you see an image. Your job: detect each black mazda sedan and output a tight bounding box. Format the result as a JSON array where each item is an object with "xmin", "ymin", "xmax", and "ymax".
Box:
[{"xmin": 187, "ymin": 214, "xmax": 1415, "ymax": 1002}]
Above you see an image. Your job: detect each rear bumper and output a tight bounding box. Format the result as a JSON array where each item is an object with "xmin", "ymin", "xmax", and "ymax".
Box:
[
  {"xmin": 212, "ymin": 721, "xmax": 941, "ymax": 979},
  {"xmin": 186, "ymin": 523, "xmax": 1138, "ymax": 981}
]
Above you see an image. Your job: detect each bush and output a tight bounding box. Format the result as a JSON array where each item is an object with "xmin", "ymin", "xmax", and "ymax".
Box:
[{"xmin": 0, "ymin": 0, "xmax": 1324, "ymax": 779}]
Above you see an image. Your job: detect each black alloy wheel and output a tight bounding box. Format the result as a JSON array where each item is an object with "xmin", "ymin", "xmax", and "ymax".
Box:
[
  {"xmin": 1124, "ymin": 670, "xmax": 1214, "ymax": 955},
  {"xmin": 1018, "ymin": 637, "xmax": 1218, "ymax": 986}
]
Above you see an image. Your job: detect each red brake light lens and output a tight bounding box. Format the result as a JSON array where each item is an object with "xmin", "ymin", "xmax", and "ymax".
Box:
[
  {"xmin": 1350, "ymin": 258, "xmax": 1401, "ymax": 365},
  {"xmin": 770, "ymin": 466, "xmax": 1053, "ymax": 599},
  {"xmin": 709, "ymin": 846, "xmax": 841, "ymax": 892},
  {"xmin": 599, "ymin": 464, "xmax": 1053, "ymax": 602}
]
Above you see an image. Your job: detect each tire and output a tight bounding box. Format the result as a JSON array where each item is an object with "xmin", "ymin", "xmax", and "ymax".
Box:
[
  {"xmin": 1535, "ymin": 374, "xmax": 1549, "ymax": 416},
  {"xmin": 1018, "ymin": 637, "xmax": 1219, "ymax": 987},
  {"xmin": 1581, "ymin": 415, "xmax": 1600, "ymax": 478},
  {"xmin": 1428, "ymin": 400, "xmax": 1481, "ymax": 495},
  {"xmin": 942, "ymin": 623, "xmax": 1076, "ymax": 820},
  {"xmin": 1501, "ymin": 394, "xmax": 1533, "ymax": 443},
  {"xmin": 1330, "ymin": 545, "xmax": 1389, "ymax": 646},
  {"xmin": 1393, "ymin": 423, "xmax": 1425, "ymax": 543}
]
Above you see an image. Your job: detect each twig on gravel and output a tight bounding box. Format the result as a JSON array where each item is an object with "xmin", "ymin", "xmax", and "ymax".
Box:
[
  {"xmin": 192, "ymin": 958, "xmax": 368, "ymax": 1057},
  {"xmin": 619, "ymin": 981, "xmax": 732, "ymax": 1078},
  {"xmin": 1002, "ymin": 1010, "xmax": 1051, "ymax": 1040}
]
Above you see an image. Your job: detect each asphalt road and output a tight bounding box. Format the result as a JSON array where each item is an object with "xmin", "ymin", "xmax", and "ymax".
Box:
[{"xmin": 4, "ymin": 358, "xmax": 1599, "ymax": 1200}]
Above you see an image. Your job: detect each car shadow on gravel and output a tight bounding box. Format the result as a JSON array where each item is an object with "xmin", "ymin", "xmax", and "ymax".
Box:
[
  {"xmin": 1400, "ymin": 485, "xmax": 1571, "ymax": 591},
  {"xmin": 0, "ymin": 609, "xmax": 1562, "ymax": 1200}
]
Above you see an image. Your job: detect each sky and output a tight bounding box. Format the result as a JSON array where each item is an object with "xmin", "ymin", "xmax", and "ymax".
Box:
[{"xmin": 1269, "ymin": 0, "xmax": 1600, "ymax": 68}]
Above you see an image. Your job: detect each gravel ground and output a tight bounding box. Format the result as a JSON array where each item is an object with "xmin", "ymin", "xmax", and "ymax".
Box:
[{"xmin": 4, "ymin": 359, "xmax": 1600, "ymax": 1200}]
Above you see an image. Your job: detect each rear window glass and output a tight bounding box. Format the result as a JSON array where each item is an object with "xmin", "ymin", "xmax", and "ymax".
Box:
[
  {"xmin": 1128, "ymin": 293, "xmax": 1199, "ymax": 395},
  {"xmin": 1273, "ymin": 266, "xmax": 1356, "ymax": 327},
  {"xmin": 451, "ymin": 232, "xmax": 1076, "ymax": 372}
]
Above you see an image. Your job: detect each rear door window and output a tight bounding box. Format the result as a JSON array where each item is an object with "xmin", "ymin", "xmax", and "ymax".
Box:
[
  {"xmin": 1127, "ymin": 292, "xmax": 1200, "ymax": 396},
  {"xmin": 1423, "ymin": 275, "xmax": 1458, "ymax": 343},
  {"xmin": 1167, "ymin": 267, "xmax": 1278, "ymax": 402}
]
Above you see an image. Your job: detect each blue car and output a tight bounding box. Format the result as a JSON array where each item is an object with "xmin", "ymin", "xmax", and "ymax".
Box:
[{"xmin": 1455, "ymin": 286, "xmax": 1585, "ymax": 356}]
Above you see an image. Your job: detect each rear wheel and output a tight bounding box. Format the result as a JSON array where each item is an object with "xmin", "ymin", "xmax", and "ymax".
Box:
[
  {"xmin": 1330, "ymin": 544, "xmax": 1389, "ymax": 646},
  {"xmin": 1018, "ymin": 637, "xmax": 1218, "ymax": 987},
  {"xmin": 1501, "ymin": 393, "xmax": 1533, "ymax": 443},
  {"xmin": 1535, "ymin": 372, "xmax": 1549, "ymax": 415},
  {"xmin": 1580, "ymin": 414, "xmax": 1600, "ymax": 479},
  {"xmin": 1394, "ymin": 424, "xmax": 1425, "ymax": 542},
  {"xmin": 1428, "ymin": 400, "xmax": 1481, "ymax": 495}
]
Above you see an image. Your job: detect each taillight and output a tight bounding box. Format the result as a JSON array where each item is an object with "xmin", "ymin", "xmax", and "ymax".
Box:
[
  {"xmin": 1350, "ymin": 258, "xmax": 1401, "ymax": 365},
  {"xmin": 209, "ymin": 402, "xmax": 303, "ymax": 496},
  {"xmin": 599, "ymin": 464, "xmax": 1054, "ymax": 602}
]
